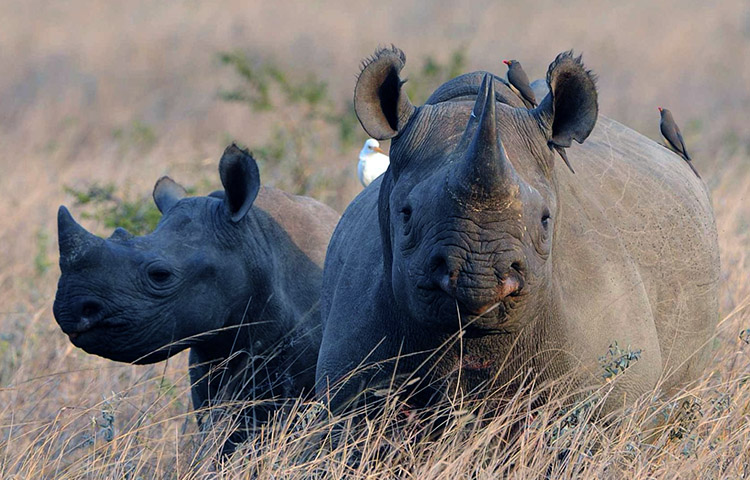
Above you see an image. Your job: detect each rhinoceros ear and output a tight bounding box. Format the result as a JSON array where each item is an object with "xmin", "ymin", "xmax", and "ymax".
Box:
[
  {"xmin": 354, "ymin": 46, "xmax": 416, "ymax": 140},
  {"xmin": 153, "ymin": 176, "xmax": 187, "ymax": 214},
  {"xmin": 219, "ymin": 143, "xmax": 260, "ymax": 223},
  {"xmin": 535, "ymin": 51, "xmax": 598, "ymax": 150}
]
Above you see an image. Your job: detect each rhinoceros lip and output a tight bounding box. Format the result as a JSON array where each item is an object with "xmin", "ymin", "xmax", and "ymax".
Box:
[
  {"xmin": 69, "ymin": 316, "xmax": 96, "ymax": 334},
  {"xmin": 64, "ymin": 316, "xmax": 126, "ymax": 343},
  {"xmin": 461, "ymin": 317, "xmax": 512, "ymax": 336},
  {"xmin": 457, "ymin": 303, "xmax": 518, "ymax": 336},
  {"xmin": 67, "ymin": 324, "xmax": 103, "ymax": 343}
]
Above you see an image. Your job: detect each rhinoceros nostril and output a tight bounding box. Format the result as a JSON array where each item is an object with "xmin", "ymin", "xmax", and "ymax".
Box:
[
  {"xmin": 80, "ymin": 300, "xmax": 102, "ymax": 318},
  {"xmin": 438, "ymin": 274, "xmax": 453, "ymax": 296},
  {"xmin": 498, "ymin": 273, "xmax": 523, "ymax": 299},
  {"xmin": 429, "ymin": 254, "xmax": 457, "ymax": 296},
  {"xmin": 505, "ymin": 262, "xmax": 525, "ymax": 297}
]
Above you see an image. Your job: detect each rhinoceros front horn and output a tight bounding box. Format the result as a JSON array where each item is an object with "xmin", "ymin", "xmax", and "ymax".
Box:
[
  {"xmin": 450, "ymin": 73, "xmax": 520, "ymax": 204},
  {"xmin": 57, "ymin": 206, "xmax": 103, "ymax": 272}
]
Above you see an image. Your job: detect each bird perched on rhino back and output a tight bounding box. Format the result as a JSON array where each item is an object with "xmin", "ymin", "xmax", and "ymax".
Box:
[
  {"xmin": 358, "ymin": 138, "xmax": 390, "ymax": 187},
  {"xmin": 503, "ymin": 59, "xmax": 537, "ymax": 108},
  {"xmin": 658, "ymin": 107, "xmax": 701, "ymax": 179}
]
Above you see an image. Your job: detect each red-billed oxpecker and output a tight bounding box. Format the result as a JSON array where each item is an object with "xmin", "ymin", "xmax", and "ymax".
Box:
[{"xmin": 658, "ymin": 107, "xmax": 700, "ymax": 179}]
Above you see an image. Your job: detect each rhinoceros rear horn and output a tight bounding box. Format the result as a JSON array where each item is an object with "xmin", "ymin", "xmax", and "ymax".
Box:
[
  {"xmin": 153, "ymin": 176, "xmax": 187, "ymax": 214},
  {"xmin": 354, "ymin": 45, "xmax": 416, "ymax": 140},
  {"xmin": 451, "ymin": 74, "xmax": 519, "ymax": 202},
  {"xmin": 57, "ymin": 205, "xmax": 104, "ymax": 272},
  {"xmin": 219, "ymin": 143, "xmax": 260, "ymax": 223},
  {"xmin": 535, "ymin": 51, "xmax": 598, "ymax": 151}
]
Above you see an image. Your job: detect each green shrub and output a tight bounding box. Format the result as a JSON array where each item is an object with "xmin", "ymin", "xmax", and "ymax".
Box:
[
  {"xmin": 64, "ymin": 183, "xmax": 162, "ymax": 236},
  {"xmin": 217, "ymin": 48, "xmax": 467, "ymax": 199},
  {"xmin": 405, "ymin": 48, "xmax": 467, "ymax": 104}
]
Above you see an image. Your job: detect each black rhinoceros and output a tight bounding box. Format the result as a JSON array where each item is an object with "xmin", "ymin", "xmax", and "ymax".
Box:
[
  {"xmin": 315, "ymin": 47, "xmax": 720, "ymax": 414},
  {"xmin": 54, "ymin": 144, "xmax": 339, "ymax": 453}
]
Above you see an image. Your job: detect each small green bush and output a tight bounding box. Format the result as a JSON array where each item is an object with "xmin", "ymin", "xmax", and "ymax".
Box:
[
  {"xmin": 217, "ymin": 48, "xmax": 467, "ymax": 199},
  {"xmin": 64, "ymin": 183, "xmax": 162, "ymax": 236},
  {"xmin": 405, "ymin": 48, "xmax": 467, "ymax": 104}
]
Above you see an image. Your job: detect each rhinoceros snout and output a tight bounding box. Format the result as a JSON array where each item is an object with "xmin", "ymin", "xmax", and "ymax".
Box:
[
  {"xmin": 54, "ymin": 296, "xmax": 107, "ymax": 338},
  {"xmin": 428, "ymin": 253, "xmax": 524, "ymax": 315}
]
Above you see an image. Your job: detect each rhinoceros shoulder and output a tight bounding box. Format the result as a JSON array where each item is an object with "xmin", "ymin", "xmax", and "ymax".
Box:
[{"xmin": 253, "ymin": 186, "xmax": 340, "ymax": 267}]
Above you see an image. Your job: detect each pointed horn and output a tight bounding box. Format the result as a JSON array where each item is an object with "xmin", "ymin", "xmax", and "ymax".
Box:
[
  {"xmin": 451, "ymin": 74, "xmax": 519, "ymax": 203},
  {"xmin": 454, "ymin": 73, "xmax": 491, "ymax": 153},
  {"xmin": 57, "ymin": 206, "xmax": 103, "ymax": 271}
]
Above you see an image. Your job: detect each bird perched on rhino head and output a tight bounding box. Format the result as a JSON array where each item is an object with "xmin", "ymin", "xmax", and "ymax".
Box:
[
  {"xmin": 658, "ymin": 107, "xmax": 700, "ymax": 179},
  {"xmin": 503, "ymin": 59, "xmax": 537, "ymax": 108},
  {"xmin": 358, "ymin": 138, "xmax": 390, "ymax": 187}
]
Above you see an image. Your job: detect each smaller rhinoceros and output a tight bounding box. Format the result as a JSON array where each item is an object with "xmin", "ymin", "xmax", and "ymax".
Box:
[{"xmin": 53, "ymin": 144, "xmax": 339, "ymax": 454}]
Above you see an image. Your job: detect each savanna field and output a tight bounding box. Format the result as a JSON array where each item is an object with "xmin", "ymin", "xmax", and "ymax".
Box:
[{"xmin": 1, "ymin": 1, "xmax": 750, "ymax": 478}]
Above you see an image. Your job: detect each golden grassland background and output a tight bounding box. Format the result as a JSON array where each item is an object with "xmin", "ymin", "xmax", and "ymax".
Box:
[{"xmin": 1, "ymin": 0, "xmax": 749, "ymax": 477}]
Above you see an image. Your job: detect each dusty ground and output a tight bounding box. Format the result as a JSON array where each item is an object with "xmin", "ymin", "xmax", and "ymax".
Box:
[{"xmin": 1, "ymin": 1, "xmax": 749, "ymax": 477}]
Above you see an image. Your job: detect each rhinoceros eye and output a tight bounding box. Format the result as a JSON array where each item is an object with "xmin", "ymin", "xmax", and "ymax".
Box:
[
  {"xmin": 541, "ymin": 210, "xmax": 551, "ymax": 231},
  {"xmin": 398, "ymin": 205, "xmax": 414, "ymax": 238},
  {"xmin": 400, "ymin": 206, "xmax": 412, "ymax": 225},
  {"xmin": 149, "ymin": 268, "xmax": 172, "ymax": 283},
  {"xmin": 146, "ymin": 263, "xmax": 175, "ymax": 288}
]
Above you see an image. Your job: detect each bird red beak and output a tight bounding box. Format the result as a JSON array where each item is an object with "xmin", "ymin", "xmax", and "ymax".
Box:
[
  {"xmin": 502, "ymin": 60, "xmax": 510, "ymax": 66},
  {"xmin": 373, "ymin": 146, "xmax": 386, "ymax": 155},
  {"xmin": 658, "ymin": 107, "xmax": 663, "ymax": 112}
]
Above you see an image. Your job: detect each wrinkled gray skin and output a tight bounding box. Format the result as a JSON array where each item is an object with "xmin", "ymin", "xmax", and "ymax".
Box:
[
  {"xmin": 316, "ymin": 47, "xmax": 720, "ymax": 415},
  {"xmin": 54, "ymin": 144, "xmax": 339, "ymax": 453}
]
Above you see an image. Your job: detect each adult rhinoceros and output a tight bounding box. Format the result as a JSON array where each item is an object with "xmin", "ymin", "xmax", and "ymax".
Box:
[
  {"xmin": 54, "ymin": 144, "xmax": 339, "ymax": 453},
  {"xmin": 315, "ymin": 47, "xmax": 720, "ymax": 415}
]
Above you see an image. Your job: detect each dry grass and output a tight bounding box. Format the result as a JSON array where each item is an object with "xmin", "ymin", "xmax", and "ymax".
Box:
[{"xmin": 1, "ymin": 1, "xmax": 749, "ymax": 478}]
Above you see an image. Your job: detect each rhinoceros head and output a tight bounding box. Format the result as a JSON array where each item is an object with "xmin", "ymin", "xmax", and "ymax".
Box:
[
  {"xmin": 53, "ymin": 144, "xmax": 261, "ymax": 363},
  {"xmin": 354, "ymin": 47, "xmax": 597, "ymax": 332}
]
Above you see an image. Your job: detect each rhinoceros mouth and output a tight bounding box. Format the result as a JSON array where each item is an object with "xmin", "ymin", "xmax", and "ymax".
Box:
[
  {"xmin": 461, "ymin": 316, "xmax": 515, "ymax": 336},
  {"xmin": 458, "ymin": 305, "xmax": 516, "ymax": 335},
  {"xmin": 65, "ymin": 317, "xmax": 127, "ymax": 343},
  {"xmin": 64, "ymin": 316, "xmax": 102, "ymax": 336},
  {"xmin": 54, "ymin": 303, "xmax": 129, "ymax": 342},
  {"xmin": 422, "ymin": 296, "xmax": 517, "ymax": 336}
]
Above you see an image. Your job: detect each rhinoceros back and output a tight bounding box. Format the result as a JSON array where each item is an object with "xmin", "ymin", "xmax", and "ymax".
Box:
[{"xmin": 554, "ymin": 115, "xmax": 719, "ymax": 394}]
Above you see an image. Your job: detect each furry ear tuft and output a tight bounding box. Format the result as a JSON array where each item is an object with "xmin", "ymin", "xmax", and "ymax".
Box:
[
  {"xmin": 541, "ymin": 50, "xmax": 599, "ymax": 148},
  {"xmin": 354, "ymin": 45, "xmax": 416, "ymax": 140},
  {"xmin": 358, "ymin": 45, "xmax": 406, "ymax": 78}
]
